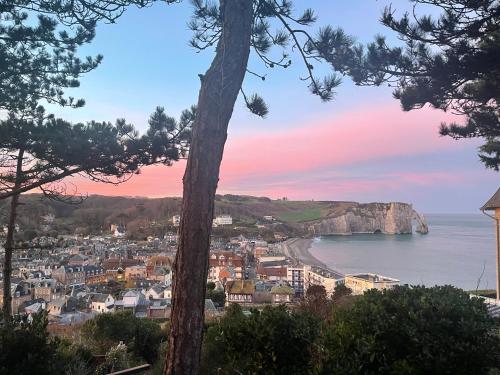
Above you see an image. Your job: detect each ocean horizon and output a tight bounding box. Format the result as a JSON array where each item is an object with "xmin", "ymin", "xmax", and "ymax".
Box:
[{"xmin": 308, "ymin": 213, "xmax": 497, "ymax": 291}]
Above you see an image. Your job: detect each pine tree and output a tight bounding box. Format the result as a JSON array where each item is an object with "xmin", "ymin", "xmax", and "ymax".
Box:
[
  {"xmin": 0, "ymin": 0, "xmax": 173, "ymax": 112},
  {"xmin": 344, "ymin": 0, "xmax": 500, "ymax": 170},
  {"xmin": 167, "ymin": 1, "xmax": 357, "ymax": 373},
  {"xmin": 0, "ymin": 106, "xmax": 193, "ymax": 321}
]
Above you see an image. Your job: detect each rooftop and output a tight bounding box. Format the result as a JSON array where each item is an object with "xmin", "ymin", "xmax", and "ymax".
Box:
[
  {"xmin": 309, "ymin": 266, "xmax": 344, "ymax": 280},
  {"xmin": 348, "ymin": 273, "xmax": 400, "ymax": 283},
  {"xmin": 226, "ymin": 280, "xmax": 255, "ymax": 295},
  {"xmin": 482, "ymin": 188, "xmax": 500, "ymax": 210}
]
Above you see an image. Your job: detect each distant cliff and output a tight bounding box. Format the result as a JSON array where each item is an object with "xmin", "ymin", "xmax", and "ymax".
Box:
[
  {"xmin": 305, "ymin": 202, "xmax": 428, "ymax": 235},
  {"xmin": 2, "ymin": 195, "xmax": 428, "ymax": 237}
]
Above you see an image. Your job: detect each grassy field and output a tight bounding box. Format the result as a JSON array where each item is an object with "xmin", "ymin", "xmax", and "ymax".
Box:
[{"xmin": 275, "ymin": 202, "xmax": 325, "ymax": 223}]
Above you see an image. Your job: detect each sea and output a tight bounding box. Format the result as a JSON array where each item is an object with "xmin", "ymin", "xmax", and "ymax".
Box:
[{"xmin": 308, "ymin": 214, "xmax": 497, "ymax": 291}]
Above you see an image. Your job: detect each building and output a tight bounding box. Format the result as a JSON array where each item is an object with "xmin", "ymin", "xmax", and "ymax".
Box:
[
  {"xmin": 481, "ymin": 188, "xmax": 500, "ymax": 300},
  {"xmin": 304, "ymin": 265, "xmax": 344, "ymax": 296},
  {"xmin": 29, "ymin": 278, "xmax": 62, "ymax": 302},
  {"xmin": 146, "ymin": 284, "xmax": 167, "ymax": 300},
  {"xmin": 146, "ymin": 256, "xmax": 173, "ymax": 285},
  {"xmin": 110, "ymin": 224, "xmax": 126, "ymax": 237},
  {"xmin": 225, "ymin": 280, "xmax": 254, "ymax": 305},
  {"xmin": 125, "ymin": 265, "xmax": 148, "ymax": 281},
  {"xmin": 287, "ymin": 266, "xmax": 305, "ymax": 297},
  {"xmin": 254, "ymin": 247, "xmax": 268, "ymax": 257},
  {"xmin": 214, "ymin": 215, "xmax": 233, "ymax": 226},
  {"xmin": 115, "ymin": 290, "xmax": 149, "ymax": 317},
  {"xmin": 256, "ymin": 266, "xmax": 287, "ymax": 281},
  {"xmin": 52, "ymin": 265, "xmax": 85, "ymax": 287},
  {"xmin": 47, "ymin": 296, "xmax": 77, "ymax": 316},
  {"xmin": 147, "ymin": 299, "xmax": 171, "ymax": 319},
  {"xmin": 270, "ymin": 283, "xmax": 294, "ymax": 304},
  {"xmin": 0, "ymin": 280, "xmax": 32, "ymax": 315},
  {"xmin": 67, "ymin": 254, "xmax": 89, "ymax": 266},
  {"xmin": 208, "ymin": 251, "xmax": 245, "ymax": 282},
  {"xmin": 345, "ymin": 273, "xmax": 400, "ymax": 295},
  {"xmin": 83, "ymin": 265, "xmax": 107, "ymax": 284},
  {"xmin": 172, "ymin": 215, "xmax": 181, "ymax": 227},
  {"xmin": 89, "ymin": 293, "xmax": 115, "ymax": 313}
]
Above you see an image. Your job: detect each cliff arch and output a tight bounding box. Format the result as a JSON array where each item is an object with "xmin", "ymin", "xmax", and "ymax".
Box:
[{"xmin": 412, "ymin": 210, "xmax": 429, "ymax": 234}]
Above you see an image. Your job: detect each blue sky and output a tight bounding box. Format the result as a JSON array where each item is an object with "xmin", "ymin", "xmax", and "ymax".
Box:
[{"xmin": 48, "ymin": 1, "xmax": 499, "ymax": 213}]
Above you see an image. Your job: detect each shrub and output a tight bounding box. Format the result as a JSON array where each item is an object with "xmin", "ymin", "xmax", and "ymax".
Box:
[
  {"xmin": 201, "ymin": 304, "xmax": 320, "ymax": 374},
  {"xmin": 80, "ymin": 311, "xmax": 167, "ymax": 365},
  {"xmin": 319, "ymin": 285, "xmax": 500, "ymax": 374}
]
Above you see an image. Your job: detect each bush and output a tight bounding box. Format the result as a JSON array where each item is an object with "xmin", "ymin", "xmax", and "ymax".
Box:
[
  {"xmin": 201, "ymin": 304, "xmax": 320, "ymax": 374},
  {"xmin": 319, "ymin": 285, "xmax": 500, "ymax": 374},
  {"xmin": 80, "ymin": 311, "xmax": 167, "ymax": 365},
  {"xmin": 0, "ymin": 313, "xmax": 92, "ymax": 375}
]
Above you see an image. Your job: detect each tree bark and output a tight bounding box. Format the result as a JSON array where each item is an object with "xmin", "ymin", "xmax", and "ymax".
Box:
[
  {"xmin": 2, "ymin": 148, "xmax": 24, "ymax": 322},
  {"xmin": 165, "ymin": 1, "xmax": 253, "ymax": 374}
]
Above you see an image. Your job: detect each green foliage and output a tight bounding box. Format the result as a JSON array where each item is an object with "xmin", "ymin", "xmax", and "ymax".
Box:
[
  {"xmin": 0, "ymin": 313, "xmax": 59, "ymax": 375},
  {"xmin": 53, "ymin": 338, "xmax": 95, "ymax": 375},
  {"xmin": 22, "ymin": 228, "xmax": 38, "ymax": 241},
  {"xmin": 0, "ymin": 312, "xmax": 93, "ymax": 375},
  {"xmin": 331, "ymin": 283, "xmax": 353, "ymax": 306},
  {"xmin": 319, "ymin": 285, "xmax": 500, "ymax": 374},
  {"xmin": 0, "ymin": 106, "xmax": 193, "ymax": 201},
  {"xmin": 344, "ymin": 0, "xmax": 500, "ymax": 170},
  {"xmin": 189, "ymin": 0, "xmax": 360, "ymax": 114},
  {"xmin": 201, "ymin": 304, "xmax": 321, "ymax": 375},
  {"xmin": 95, "ymin": 342, "xmax": 132, "ymax": 375},
  {"xmin": 0, "ymin": 0, "xmax": 170, "ymax": 112},
  {"xmin": 80, "ymin": 311, "xmax": 167, "ymax": 365},
  {"xmin": 201, "ymin": 286, "xmax": 500, "ymax": 374},
  {"xmin": 299, "ymin": 284, "xmax": 332, "ymax": 320},
  {"xmin": 206, "ymin": 288, "xmax": 226, "ymax": 307}
]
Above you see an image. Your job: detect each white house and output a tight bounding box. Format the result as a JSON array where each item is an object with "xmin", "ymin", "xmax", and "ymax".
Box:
[
  {"xmin": 214, "ymin": 215, "xmax": 233, "ymax": 226},
  {"xmin": 172, "ymin": 215, "xmax": 181, "ymax": 227},
  {"xmin": 90, "ymin": 293, "xmax": 115, "ymax": 313},
  {"xmin": 146, "ymin": 284, "xmax": 166, "ymax": 300}
]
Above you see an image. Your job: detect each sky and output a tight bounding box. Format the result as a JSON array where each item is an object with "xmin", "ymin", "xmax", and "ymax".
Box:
[{"xmin": 48, "ymin": 0, "xmax": 499, "ymax": 213}]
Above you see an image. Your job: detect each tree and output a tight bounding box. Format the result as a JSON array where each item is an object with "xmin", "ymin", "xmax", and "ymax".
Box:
[
  {"xmin": 0, "ymin": 312, "xmax": 61, "ymax": 375},
  {"xmin": 331, "ymin": 283, "xmax": 353, "ymax": 306},
  {"xmin": 206, "ymin": 287, "xmax": 225, "ymax": 307},
  {"xmin": 0, "ymin": 106, "xmax": 193, "ymax": 321},
  {"xmin": 168, "ymin": 1, "xmax": 357, "ymax": 372},
  {"xmin": 81, "ymin": 310, "xmax": 168, "ymax": 365},
  {"xmin": 345, "ymin": 0, "xmax": 500, "ymax": 170},
  {"xmin": 299, "ymin": 284, "xmax": 331, "ymax": 320},
  {"xmin": 319, "ymin": 285, "xmax": 500, "ymax": 374},
  {"xmin": 0, "ymin": 0, "xmax": 172, "ymax": 113}
]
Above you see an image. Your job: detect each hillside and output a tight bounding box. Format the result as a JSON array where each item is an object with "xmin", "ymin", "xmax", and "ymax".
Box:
[{"xmin": 0, "ymin": 194, "xmax": 425, "ymax": 238}]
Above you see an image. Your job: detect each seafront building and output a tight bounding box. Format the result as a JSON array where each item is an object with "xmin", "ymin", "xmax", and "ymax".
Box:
[
  {"xmin": 287, "ymin": 266, "xmax": 305, "ymax": 297},
  {"xmin": 345, "ymin": 273, "xmax": 400, "ymax": 295},
  {"xmin": 304, "ymin": 265, "xmax": 345, "ymax": 296}
]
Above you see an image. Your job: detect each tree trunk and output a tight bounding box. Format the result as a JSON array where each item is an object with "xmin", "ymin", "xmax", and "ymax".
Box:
[
  {"xmin": 165, "ymin": 1, "xmax": 253, "ymax": 374},
  {"xmin": 2, "ymin": 148, "xmax": 24, "ymax": 322}
]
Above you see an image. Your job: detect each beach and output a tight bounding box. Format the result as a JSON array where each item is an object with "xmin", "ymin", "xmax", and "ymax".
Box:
[{"xmin": 282, "ymin": 238, "xmax": 326, "ymax": 268}]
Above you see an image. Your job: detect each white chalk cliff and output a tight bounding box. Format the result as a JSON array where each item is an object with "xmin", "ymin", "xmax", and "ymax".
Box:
[{"xmin": 305, "ymin": 202, "xmax": 428, "ymax": 235}]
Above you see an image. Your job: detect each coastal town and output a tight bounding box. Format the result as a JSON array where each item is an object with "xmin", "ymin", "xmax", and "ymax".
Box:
[{"xmin": 0, "ymin": 212, "xmax": 401, "ymax": 327}]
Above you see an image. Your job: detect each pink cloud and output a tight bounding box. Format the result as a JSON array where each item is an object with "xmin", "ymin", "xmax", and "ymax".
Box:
[
  {"xmin": 220, "ymin": 103, "xmax": 460, "ymax": 183},
  {"xmin": 67, "ymin": 101, "xmax": 474, "ymax": 198}
]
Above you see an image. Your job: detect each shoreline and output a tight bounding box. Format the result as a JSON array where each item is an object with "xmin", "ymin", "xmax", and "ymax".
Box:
[{"xmin": 282, "ymin": 237, "xmax": 327, "ymax": 268}]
